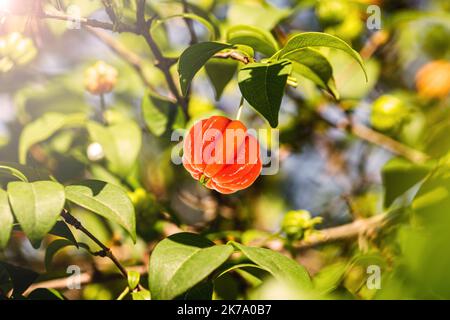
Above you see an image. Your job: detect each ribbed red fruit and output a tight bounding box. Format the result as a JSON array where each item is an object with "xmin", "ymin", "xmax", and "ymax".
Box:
[{"xmin": 182, "ymin": 115, "xmax": 262, "ymax": 194}]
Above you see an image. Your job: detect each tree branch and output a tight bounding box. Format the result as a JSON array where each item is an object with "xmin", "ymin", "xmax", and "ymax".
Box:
[
  {"xmin": 136, "ymin": 0, "xmax": 189, "ymax": 119},
  {"xmin": 181, "ymin": 0, "xmax": 198, "ymax": 45},
  {"xmin": 85, "ymin": 26, "xmax": 173, "ymax": 101},
  {"xmin": 316, "ymin": 104, "xmax": 430, "ymax": 164},
  {"xmin": 23, "ymin": 265, "xmax": 147, "ymax": 296},
  {"xmin": 292, "ymin": 214, "xmax": 387, "ymax": 250},
  {"xmin": 41, "ymin": 11, "xmax": 136, "ymax": 33},
  {"xmin": 60, "ymin": 210, "xmax": 128, "ymax": 279}
]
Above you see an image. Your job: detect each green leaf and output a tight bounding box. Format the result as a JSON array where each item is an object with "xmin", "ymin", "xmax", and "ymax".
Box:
[
  {"xmin": 149, "ymin": 232, "xmax": 234, "ymax": 300},
  {"xmin": 49, "ymin": 221, "xmax": 78, "ymax": 246},
  {"xmin": 238, "ymin": 60, "xmax": 292, "ymax": 127},
  {"xmin": 312, "ymin": 262, "xmax": 347, "ymax": 295},
  {"xmin": 183, "ymin": 280, "xmax": 213, "ymax": 300},
  {"xmin": 0, "ymin": 162, "xmax": 51, "ymax": 182},
  {"xmin": 127, "ymin": 270, "xmax": 140, "ymax": 290},
  {"xmin": 178, "ymin": 42, "xmax": 233, "ymax": 96},
  {"xmin": 277, "ymin": 32, "xmax": 367, "ymax": 81},
  {"xmin": 152, "ymin": 13, "xmax": 218, "ymax": 40},
  {"xmin": 87, "ymin": 120, "xmax": 142, "ymax": 177},
  {"xmin": 227, "ymin": 1, "xmax": 289, "ymax": 31},
  {"xmin": 131, "ymin": 289, "xmax": 151, "ymax": 300},
  {"xmin": 0, "ymin": 164, "xmax": 28, "ymax": 182},
  {"xmin": 0, "ymin": 262, "xmax": 39, "ymax": 296},
  {"xmin": 226, "ymin": 25, "xmax": 279, "ymax": 56},
  {"xmin": 205, "ymin": 58, "xmax": 238, "ymax": 100},
  {"xmin": 19, "ymin": 113, "xmax": 86, "ymax": 164},
  {"xmin": 65, "ymin": 180, "xmax": 136, "ymax": 242},
  {"xmin": 45, "ymin": 239, "xmax": 76, "ymax": 271},
  {"xmin": 7, "ymin": 181, "xmax": 65, "ymax": 245},
  {"xmin": 0, "ymin": 189, "xmax": 14, "ymax": 249},
  {"xmin": 142, "ymin": 93, "xmax": 181, "ymax": 137},
  {"xmin": 382, "ymin": 157, "xmax": 432, "ymax": 208},
  {"xmin": 287, "ymin": 48, "xmax": 339, "ymax": 99},
  {"xmin": 27, "ymin": 288, "xmax": 65, "ymax": 300},
  {"xmin": 231, "ymin": 242, "xmax": 312, "ymax": 289}
]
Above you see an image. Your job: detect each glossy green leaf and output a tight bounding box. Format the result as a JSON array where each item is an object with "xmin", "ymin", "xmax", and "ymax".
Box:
[
  {"xmin": 232, "ymin": 242, "xmax": 312, "ymax": 289},
  {"xmin": 238, "ymin": 60, "xmax": 292, "ymax": 127},
  {"xmin": 178, "ymin": 42, "xmax": 233, "ymax": 96},
  {"xmin": 19, "ymin": 113, "xmax": 86, "ymax": 164},
  {"xmin": 382, "ymin": 157, "xmax": 432, "ymax": 208},
  {"xmin": 45, "ymin": 239, "xmax": 76, "ymax": 271},
  {"xmin": 226, "ymin": 25, "xmax": 279, "ymax": 56},
  {"xmin": 0, "ymin": 189, "xmax": 14, "ymax": 249},
  {"xmin": 0, "ymin": 262, "xmax": 39, "ymax": 296},
  {"xmin": 205, "ymin": 58, "xmax": 238, "ymax": 100},
  {"xmin": 65, "ymin": 180, "xmax": 136, "ymax": 242},
  {"xmin": 49, "ymin": 221, "xmax": 78, "ymax": 246},
  {"xmin": 277, "ymin": 32, "xmax": 367, "ymax": 81},
  {"xmin": 287, "ymin": 48, "xmax": 339, "ymax": 99},
  {"xmin": 87, "ymin": 120, "xmax": 142, "ymax": 177},
  {"xmin": 7, "ymin": 181, "xmax": 65, "ymax": 245},
  {"xmin": 149, "ymin": 232, "xmax": 234, "ymax": 300}
]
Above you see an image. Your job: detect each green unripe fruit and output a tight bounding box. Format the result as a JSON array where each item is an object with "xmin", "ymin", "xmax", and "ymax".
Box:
[{"xmin": 371, "ymin": 95, "xmax": 407, "ymax": 131}]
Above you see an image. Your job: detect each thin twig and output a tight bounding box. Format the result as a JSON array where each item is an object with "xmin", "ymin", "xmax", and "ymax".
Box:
[
  {"xmin": 85, "ymin": 26, "xmax": 168, "ymax": 99},
  {"xmin": 292, "ymin": 214, "xmax": 386, "ymax": 250},
  {"xmin": 316, "ymin": 103, "xmax": 429, "ymax": 164},
  {"xmin": 181, "ymin": 0, "xmax": 198, "ymax": 45},
  {"xmin": 23, "ymin": 265, "xmax": 147, "ymax": 296},
  {"xmin": 136, "ymin": 0, "xmax": 189, "ymax": 119},
  {"xmin": 41, "ymin": 11, "xmax": 136, "ymax": 33},
  {"xmin": 60, "ymin": 210, "xmax": 128, "ymax": 279}
]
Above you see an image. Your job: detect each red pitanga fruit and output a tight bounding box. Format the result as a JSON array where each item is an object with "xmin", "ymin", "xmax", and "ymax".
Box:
[{"xmin": 182, "ymin": 115, "xmax": 262, "ymax": 194}]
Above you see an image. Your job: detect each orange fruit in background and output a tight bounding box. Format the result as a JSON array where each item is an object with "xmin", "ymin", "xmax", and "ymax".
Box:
[
  {"xmin": 84, "ymin": 61, "xmax": 118, "ymax": 95},
  {"xmin": 415, "ymin": 60, "xmax": 450, "ymax": 99},
  {"xmin": 183, "ymin": 115, "xmax": 262, "ymax": 194}
]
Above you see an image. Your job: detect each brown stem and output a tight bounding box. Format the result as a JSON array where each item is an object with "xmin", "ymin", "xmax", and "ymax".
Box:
[
  {"xmin": 23, "ymin": 265, "xmax": 147, "ymax": 296},
  {"xmin": 136, "ymin": 0, "xmax": 189, "ymax": 119},
  {"xmin": 181, "ymin": 0, "xmax": 198, "ymax": 45},
  {"xmin": 61, "ymin": 210, "xmax": 128, "ymax": 279},
  {"xmin": 85, "ymin": 26, "xmax": 169, "ymax": 100},
  {"xmin": 41, "ymin": 11, "xmax": 136, "ymax": 33},
  {"xmin": 292, "ymin": 214, "xmax": 386, "ymax": 250},
  {"xmin": 316, "ymin": 103, "xmax": 429, "ymax": 164}
]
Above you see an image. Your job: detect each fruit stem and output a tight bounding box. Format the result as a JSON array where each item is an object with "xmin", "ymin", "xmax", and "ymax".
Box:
[
  {"xmin": 236, "ymin": 96, "xmax": 245, "ymax": 121},
  {"xmin": 100, "ymin": 93, "xmax": 107, "ymax": 124}
]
